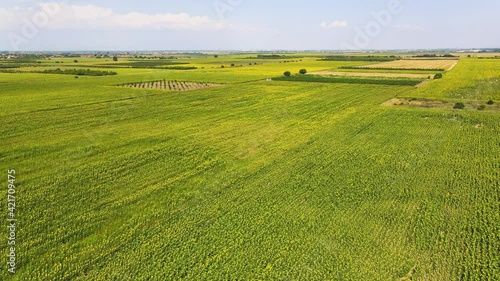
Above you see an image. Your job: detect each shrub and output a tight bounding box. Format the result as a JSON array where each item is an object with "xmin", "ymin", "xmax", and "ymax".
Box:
[
  {"xmin": 299, "ymin": 69, "xmax": 307, "ymax": 75},
  {"xmin": 453, "ymin": 102, "xmax": 465, "ymax": 109},
  {"xmin": 434, "ymin": 73, "xmax": 443, "ymax": 79},
  {"xmin": 283, "ymin": 71, "xmax": 291, "ymax": 77},
  {"xmin": 487, "ymin": 100, "xmax": 494, "ymax": 105},
  {"xmin": 73, "ymin": 60, "xmax": 78, "ymax": 63},
  {"xmin": 113, "ymin": 56, "xmax": 118, "ymax": 62},
  {"xmin": 478, "ymin": 105, "xmax": 486, "ymax": 111},
  {"xmin": 231, "ymin": 64, "xmax": 235, "ymax": 67},
  {"xmin": 221, "ymin": 65, "xmax": 225, "ymax": 68}
]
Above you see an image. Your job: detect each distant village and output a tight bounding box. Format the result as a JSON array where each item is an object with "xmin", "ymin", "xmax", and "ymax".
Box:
[
  {"xmin": 0, "ymin": 51, "xmax": 189, "ymax": 60},
  {"xmin": 2, "ymin": 49, "xmax": 499, "ymax": 60}
]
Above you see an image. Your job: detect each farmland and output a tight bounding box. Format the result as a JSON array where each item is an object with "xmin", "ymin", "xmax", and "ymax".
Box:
[
  {"xmin": 118, "ymin": 80, "xmax": 223, "ymax": 92},
  {"xmin": 347, "ymin": 59, "xmax": 459, "ymax": 71},
  {"xmin": 0, "ymin": 54, "xmax": 499, "ymax": 280}
]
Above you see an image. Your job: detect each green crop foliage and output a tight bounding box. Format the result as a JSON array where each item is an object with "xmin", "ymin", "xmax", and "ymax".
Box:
[
  {"xmin": 274, "ymin": 74, "xmax": 423, "ymax": 86},
  {"xmin": 406, "ymin": 58, "xmax": 500, "ymax": 101},
  {"xmin": 0, "ymin": 55, "xmax": 499, "ymax": 281}
]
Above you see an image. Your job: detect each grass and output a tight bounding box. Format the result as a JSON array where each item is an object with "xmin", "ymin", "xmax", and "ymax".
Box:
[{"xmin": 0, "ymin": 55, "xmax": 499, "ymax": 280}]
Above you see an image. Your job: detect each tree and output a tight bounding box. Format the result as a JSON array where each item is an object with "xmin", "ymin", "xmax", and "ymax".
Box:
[
  {"xmin": 434, "ymin": 73, "xmax": 443, "ymax": 79},
  {"xmin": 113, "ymin": 56, "xmax": 118, "ymax": 62},
  {"xmin": 299, "ymin": 69, "xmax": 307, "ymax": 75},
  {"xmin": 283, "ymin": 71, "xmax": 291, "ymax": 77},
  {"xmin": 73, "ymin": 59, "xmax": 78, "ymax": 63},
  {"xmin": 214, "ymin": 55, "xmax": 218, "ymax": 58}
]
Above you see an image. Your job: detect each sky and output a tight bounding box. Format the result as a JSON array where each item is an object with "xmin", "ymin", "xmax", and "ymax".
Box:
[{"xmin": 0, "ymin": 0, "xmax": 499, "ymax": 51}]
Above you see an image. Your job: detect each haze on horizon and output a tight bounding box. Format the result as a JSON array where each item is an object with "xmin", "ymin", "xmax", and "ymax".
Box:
[{"xmin": 0, "ymin": 0, "xmax": 499, "ymax": 51}]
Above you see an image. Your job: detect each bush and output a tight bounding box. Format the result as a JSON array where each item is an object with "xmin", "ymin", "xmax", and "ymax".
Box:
[
  {"xmin": 434, "ymin": 73, "xmax": 443, "ymax": 79},
  {"xmin": 113, "ymin": 56, "xmax": 118, "ymax": 62},
  {"xmin": 453, "ymin": 102, "xmax": 465, "ymax": 109},
  {"xmin": 231, "ymin": 64, "xmax": 235, "ymax": 67},
  {"xmin": 283, "ymin": 71, "xmax": 291, "ymax": 77},
  {"xmin": 487, "ymin": 100, "xmax": 494, "ymax": 105},
  {"xmin": 73, "ymin": 60, "xmax": 78, "ymax": 63},
  {"xmin": 299, "ymin": 69, "xmax": 307, "ymax": 75},
  {"xmin": 478, "ymin": 105, "xmax": 486, "ymax": 111}
]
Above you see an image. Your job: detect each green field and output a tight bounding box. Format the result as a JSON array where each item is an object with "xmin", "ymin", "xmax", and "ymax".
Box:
[{"xmin": 1, "ymin": 55, "xmax": 499, "ymax": 280}]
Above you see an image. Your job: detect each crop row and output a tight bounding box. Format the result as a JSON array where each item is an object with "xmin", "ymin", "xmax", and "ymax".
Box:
[
  {"xmin": 118, "ymin": 80, "xmax": 222, "ymax": 91},
  {"xmin": 273, "ymin": 74, "xmax": 423, "ymax": 86}
]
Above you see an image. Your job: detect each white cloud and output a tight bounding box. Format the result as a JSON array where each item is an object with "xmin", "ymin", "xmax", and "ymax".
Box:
[
  {"xmin": 396, "ymin": 24, "xmax": 424, "ymax": 32},
  {"xmin": 0, "ymin": 2, "xmax": 230, "ymax": 31},
  {"xmin": 320, "ymin": 20, "xmax": 349, "ymax": 29}
]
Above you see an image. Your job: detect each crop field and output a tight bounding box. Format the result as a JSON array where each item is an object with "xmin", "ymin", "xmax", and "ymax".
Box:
[
  {"xmin": 0, "ymin": 55, "xmax": 499, "ymax": 280},
  {"xmin": 352, "ymin": 59, "xmax": 459, "ymax": 71},
  {"xmin": 118, "ymin": 80, "xmax": 223, "ymax": 92},
  {"xmin": 274, "ymin": 74, "xmax": 423, "ymax": 86}
]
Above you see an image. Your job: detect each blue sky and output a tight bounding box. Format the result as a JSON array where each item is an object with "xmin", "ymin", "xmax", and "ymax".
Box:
[{"xmin": 1, "ymin": 0, "xmax": 499, "ymax": 51}]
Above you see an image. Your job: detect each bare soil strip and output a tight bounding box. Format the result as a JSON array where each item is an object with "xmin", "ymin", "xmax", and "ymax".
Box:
[
  {"xmin": 357, "ymin": 60, "xmax": 458, "ymax": 71},
  {"xmin": 309, "ymin": 71, "xmax": 433, "ymax": 79},
  {"xmin": 382, "ymin": 98, "xmax": 500, "ymax": 112}
]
